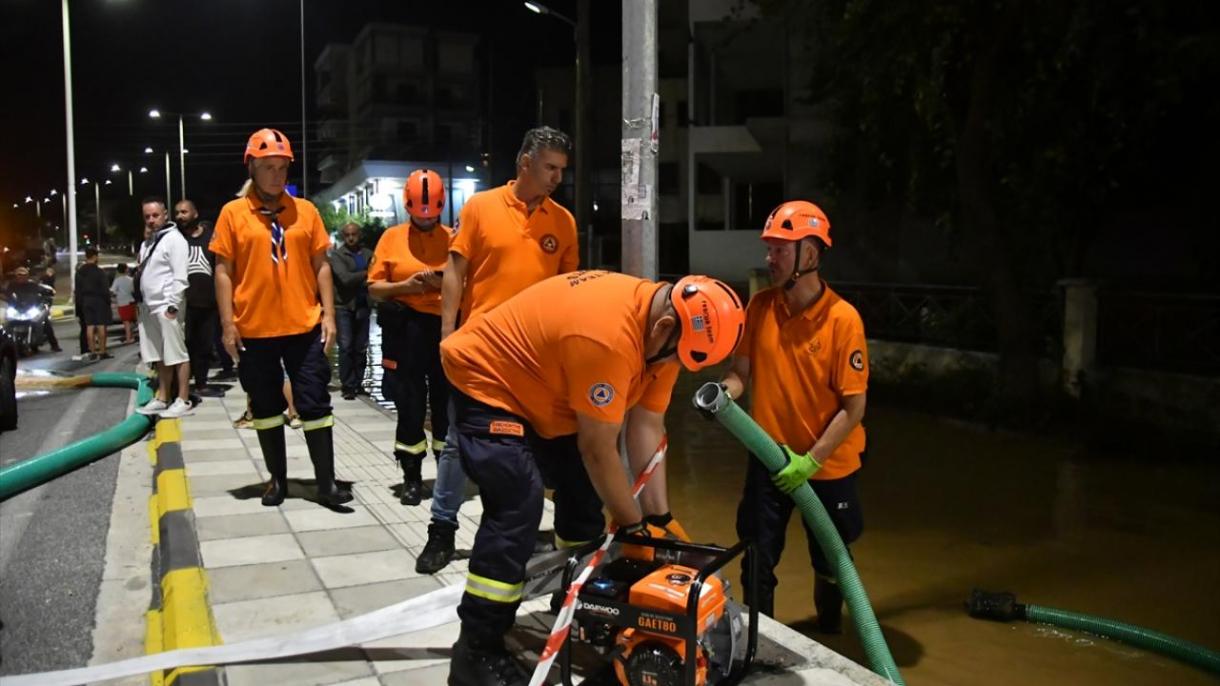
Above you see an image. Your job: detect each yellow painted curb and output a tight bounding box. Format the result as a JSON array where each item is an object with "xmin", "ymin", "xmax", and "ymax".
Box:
[
  {"xmin": 154, "ymin": 418, "xmax": 182, "ymax": 446},
  {"xmin": 145, "ymin": 609, "xmax": 165, "ymax": 686},
  {"xmin": 145, "ymin": 418, "xmax": 222, "ymax": 685},
  {"xmin": 161, "ymin": 568, "xmax": 219, "ymax": 649},
  {"xmin": 149, "ymin": 494, "xmax": 160, "ymax": 545},
  {"xmin": 155, "ymin": 469, "xmax": 191, "ymax": 514}
]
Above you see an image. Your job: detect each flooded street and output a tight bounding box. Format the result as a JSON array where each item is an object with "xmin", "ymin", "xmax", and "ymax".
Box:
[
  {"xmin": 353, "ymin": 319, "xmax": 1219, "ymax": 685},
  {"xmin": 667, "ymin": 371, "xmax": 1220, "ymax": 686}
]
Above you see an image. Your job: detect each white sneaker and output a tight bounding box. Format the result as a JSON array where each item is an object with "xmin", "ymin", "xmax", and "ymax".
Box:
[
  {"xmin": 137, "ymin": 398, "xmax": 170, "ymax": 415},
  {"xmin": 160, "ymin": 398, "xmax": 196, "ymax": 418}
]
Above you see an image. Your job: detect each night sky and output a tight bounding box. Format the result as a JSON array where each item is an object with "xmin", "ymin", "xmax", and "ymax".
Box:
[{"xmin": 0, "ymin": 0, "xmax": 618, "ymax": 240}]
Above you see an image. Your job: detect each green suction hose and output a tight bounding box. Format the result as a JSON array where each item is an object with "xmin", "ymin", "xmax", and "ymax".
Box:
[
  {"xmin": 0, "ymin": 372, "xmax": 154, "ymax": 501},
  {"xmin": 693, "ymin": 382, "xmax": 904, "ymax": 685},
  {"xmin": 968, "ymin": 589, "xmax": 1220, "ymax": 675}
]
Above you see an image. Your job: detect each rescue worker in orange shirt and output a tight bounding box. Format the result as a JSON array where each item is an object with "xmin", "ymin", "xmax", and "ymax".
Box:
[
  {"xmin": 416, "ymin": 126, "xmax": 580, "ymax": 576},
  {"xmin": 211, "ymin": 128, "xmax": 353, "ymax": 508},
  {"xmin": 719, "ymin": 200, "xmax": 868, "ymax": 633},
  {"xmin": 368, "ymin": 169, "xmax": 453, "ymax": 506},
  {"xmin": 442, "ymin": 269, "xmax": 744, "ymax": 686}
]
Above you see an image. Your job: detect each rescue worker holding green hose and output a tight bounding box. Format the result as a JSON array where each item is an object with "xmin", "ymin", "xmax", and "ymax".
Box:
[{"xmin": 719, "ymin": 200, "xmax": 869, "ymax": 633}]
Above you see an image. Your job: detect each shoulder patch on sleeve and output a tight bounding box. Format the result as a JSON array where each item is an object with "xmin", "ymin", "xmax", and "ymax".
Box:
[
  {"xmin": 588, "ymin": 382, "xmax": 616, "ymax": 407},
  {"xmin": 849, "ymin": 350, "xmax": 865, "ymax": 371}
]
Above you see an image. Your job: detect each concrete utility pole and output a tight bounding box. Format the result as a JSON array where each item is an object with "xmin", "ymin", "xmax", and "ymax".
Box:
[
  {"xmin": 62, "ymin": 0, "xmax": 79, "ymax": 294},
  {"xmin": 621, "ymin": 0, "xmax": 658, "ymax": 279},
  {"xmin": 574, "ymin": 0, "xmax": 592, "ymax": 267}
]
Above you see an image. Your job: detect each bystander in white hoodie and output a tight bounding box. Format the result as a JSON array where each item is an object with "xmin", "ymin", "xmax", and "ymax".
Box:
[{"xmin": 139, "ymin": 223, "xmax": 189, "ymax": 315}]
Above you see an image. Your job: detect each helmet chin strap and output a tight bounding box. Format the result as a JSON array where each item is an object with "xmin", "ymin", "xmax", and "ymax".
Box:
[
  {"xmin": 783, "ymin": 242, "xmax": 820, "ymax": 291},
  {"xmin": 645, "ymin": 317, "xmax": 682, "ymax": 365}
]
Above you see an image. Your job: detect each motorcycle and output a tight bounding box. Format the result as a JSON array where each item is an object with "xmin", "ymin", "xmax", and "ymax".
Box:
[{"xmin": 3, "ymin": 284, "xmax": 55, "ymax": 357}]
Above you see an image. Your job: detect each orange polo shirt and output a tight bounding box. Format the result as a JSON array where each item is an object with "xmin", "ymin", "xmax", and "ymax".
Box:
[
  {"xmin": 449, "ymin": 181, "xmax": 579, "ymax": 324},
  {"xmin": 209, "ymin": 192, "xmax": 331, "ymax": 339},
  {"xmin": 368, "ymin": 222, "xmax": 453, "ymax": 315},
  {"xmin": 441, "ymin": 270, "xmax": 680, "ymax": 439},
  {"xmin": 736, "ymin": 283, "xmax": 868, "ymax": 480}
]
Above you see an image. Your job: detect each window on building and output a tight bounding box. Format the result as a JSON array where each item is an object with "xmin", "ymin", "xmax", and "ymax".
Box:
[
  {"xmin": 659, "ymin": 162, "xmax": 679, "ymax": 195},
  {"xmin": 401, "ymin": 38, "xmax": 424, "ymax": 70},
  {"xmin": 732, "ymin": 181, "xmax": 783, "ymax": 231},
  {"xmin": 438, "ymin": 43, "xmax": 474, "ymax": 73},
  {"xmin": 375, "ymin": 34, "xmax": 397, "ymax": 66},
  {"xmin": 696, "ymin": 163, "xmax": 721, "ymax": 194},
  {"xmin": 395, "ymin": 81, "xmax": 420, "ymax": 104},
  {"xmin": 734, "ymin": 89, "xmax": 784, "ymax": 122}
]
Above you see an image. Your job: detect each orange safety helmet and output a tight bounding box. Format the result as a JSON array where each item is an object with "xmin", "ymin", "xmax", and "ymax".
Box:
[
  {"xmin": 244, "ymin": 128, "xmax": 294, "ymax": 164},
  {"xmin": 403, "ymin": 169, "xmax": 445, "ymax": 220},
  {"xmin": 670, "ymin": 275, "xmax": 746, "ymax": 372},
  {"xmin": 760, "ymin": 200, "xmax": 832, "ymax": 247}
]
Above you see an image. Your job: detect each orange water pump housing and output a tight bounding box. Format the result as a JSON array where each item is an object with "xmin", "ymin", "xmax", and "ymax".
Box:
[{"xmin": 613, "ymin": 564, "xmax": 727, "ymax": 686}]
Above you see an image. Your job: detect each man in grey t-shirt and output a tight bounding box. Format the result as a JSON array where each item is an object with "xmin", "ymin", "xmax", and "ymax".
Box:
[{"xmin": 110, "ymin": 262, "xmax": 136, "ymax": 343}]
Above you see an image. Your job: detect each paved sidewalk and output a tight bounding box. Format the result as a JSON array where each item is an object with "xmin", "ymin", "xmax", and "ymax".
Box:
[{"xmin": 169, "ymin": 383, "xmax": 887, "ymax": 685}]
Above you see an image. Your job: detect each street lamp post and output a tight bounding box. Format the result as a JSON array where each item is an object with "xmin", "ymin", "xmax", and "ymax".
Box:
[
  {"xmin": 149, "ymin": 109, "xmax": 211, "ymax": 204},
  {"xmin": 82, "ymin": 177, "xmax": 100, "ymax": 242},
  {"xmin": 524, "ymin": 1, "xmax": 591, "ymax": 265},
  {"xmin": 61, "ymin": 0, "xmax": 80, "ymax": 294},
  {"xmin": 144, "ymin": 146, "xmax": 173, "ymax": 206}
]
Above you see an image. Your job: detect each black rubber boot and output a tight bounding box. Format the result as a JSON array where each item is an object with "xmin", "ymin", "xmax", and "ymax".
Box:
[
  {"xmin": 448, "ymin": 628, "xmax": 527, "ymax": 686},
  {"xmin": 415, "ymin": 521, "xmax": 457, "ymax": 574},
  {"xmin": 303, "ymin": 425, "xmax": 353, "ymax": 506},
  {"xmin": 815, "ymin": 575, "xmax": 844, "ymax": 634},
  {"xmin": 396, "ymin": 449, "xmax": 423, "ymax": 506},
  {"xmin": 256, "ymin": 423, "xmax": 289, "ymax": 506}
]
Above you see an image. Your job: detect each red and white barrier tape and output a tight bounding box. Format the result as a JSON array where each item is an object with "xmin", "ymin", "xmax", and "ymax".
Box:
[{"xmin": 528, "ymin": 435, "xmax": 669, "ymax": 686}]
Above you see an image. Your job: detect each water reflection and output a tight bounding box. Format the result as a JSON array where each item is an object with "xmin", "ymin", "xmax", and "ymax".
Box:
[
  {"xmin": 664, "ymin": 368, "xmax": 1220, "ymax": 686},
  {"xmin": 339, "ymin": 332, "xmax": 1220, "ymax": 685}
]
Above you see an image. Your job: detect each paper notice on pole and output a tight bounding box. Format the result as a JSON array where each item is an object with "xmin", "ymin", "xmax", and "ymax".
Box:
[
  {"xmin": 621, "ymin": 138, "xmax": 641, "ymax": 187},
  {"xmin": 622, "ymin": 184, "xmax": 652, "ymax": 221},
  {"xmin": 650, "ymin": 93, "xmax": 660, "ymax": 150}
]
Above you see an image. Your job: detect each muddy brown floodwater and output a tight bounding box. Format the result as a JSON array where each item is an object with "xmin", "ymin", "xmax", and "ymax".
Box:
[
  {"xmin": 363, "ymin": 315, "xmax": 1219, "ymax": 685},
  {"xmin": 665, "ymin": 370, "xmax": 1220, "ymax": 686}
]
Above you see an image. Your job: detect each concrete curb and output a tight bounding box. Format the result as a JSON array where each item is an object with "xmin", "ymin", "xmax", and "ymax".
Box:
[{"xmin": 145, "ymin": 419, "xmax": 223, "ymax": 686}]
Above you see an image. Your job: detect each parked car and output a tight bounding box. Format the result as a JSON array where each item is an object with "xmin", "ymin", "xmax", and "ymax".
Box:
[{"xmin": 0, "ymin": 322, "xmax": 17, "ymax": 431}]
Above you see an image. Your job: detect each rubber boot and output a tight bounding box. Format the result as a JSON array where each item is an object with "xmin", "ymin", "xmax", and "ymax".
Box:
[
  {"xmin": 448, "ymin": 627, "xmax": 527, "ymax": 686},
  {"xmin": 303, "ymin": 425, "xmax": 353, "ymax": 506},
  {"xmin": 815, "ymin": 575, "xmax": 844, "ymax": 634},
  {"xmin": 396, "ymin": 449, "xmax": 423, "ymax": 506},
  {"xmin": 415, "ymin": 520, "xmax": 457, "ymax": 574},
  {"xmin": 256, "ymin": 423, "xmax": 289, "ymax": 506}
]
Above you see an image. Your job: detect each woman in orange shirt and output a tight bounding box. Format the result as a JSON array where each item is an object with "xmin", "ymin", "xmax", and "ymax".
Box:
[{"xmin": 368, "ymin": 169, "xmax": 453, "ymax": 506}]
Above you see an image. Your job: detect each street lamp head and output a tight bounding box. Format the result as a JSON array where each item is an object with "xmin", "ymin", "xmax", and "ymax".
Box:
[
  {"xmin": 139, "ymin": 166, "xmax": 149, "ymax": 173},
  {"xmin": 24, "ymin": 196, "xmax": 32, "ymax": 203},
  {"xmin": 144, "ymin": 146, "xmax": 154, "ymax": 154},
  {"xmin": 110, "ymin": 163, "xmax": 121, "ymax": 172},
  {"xmin": 80, "ymin": 178, "xmax": 89, "ymax": 185},
  {"xmin": 148, "ymin": 109, "xmax": 162, "ymax": 119},
  {"xmin": 200, "ymin": 112, "xmax": 213, "ymax": 121},
  {"xmin": 104, "ymin": 179, "xmax": 112, "ymax": 185},
  {"xmin": 183, "ymin": 148, "xmax": 189, "ymax": 154},
  {"xmin": 524, "ymin": 1, "xmax": 546, "ymax": 14},
  {"xmin": 465, "ymin": 165, "xmax": 476, "ymax": 173},
  {"xmin": 49, "ymin": 189, "xmax": 57, "ymax": 196}
]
